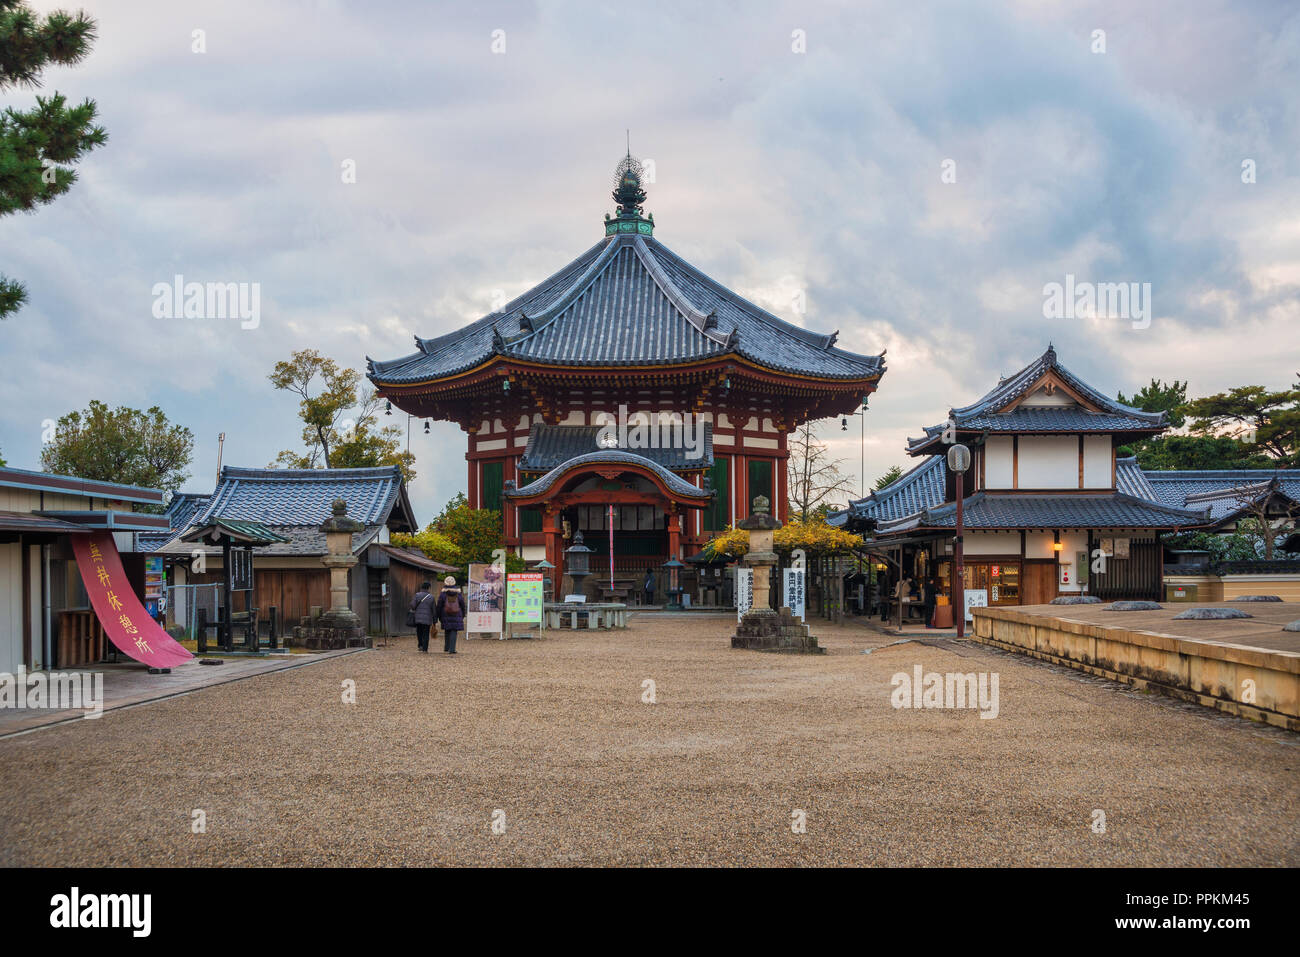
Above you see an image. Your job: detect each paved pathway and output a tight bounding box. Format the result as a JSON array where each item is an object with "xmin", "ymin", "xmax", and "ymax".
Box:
[{"xmin": 0, "ymin": 649, "xmax": 364, "ymax": 737}]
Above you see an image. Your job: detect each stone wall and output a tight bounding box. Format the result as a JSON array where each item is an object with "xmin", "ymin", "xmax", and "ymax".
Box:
[{"xmin": 971, "ymin": 605, "xmax": 1300, "ymax": 731}]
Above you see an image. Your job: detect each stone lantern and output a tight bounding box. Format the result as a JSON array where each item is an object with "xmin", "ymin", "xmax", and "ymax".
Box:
[
  {"xmin": 565, "ymin": 528, "xmax": 593, "ymax": 599},
  {"xmin": 732, "ymin": 495, "xmax": 823, "ymax": 654},
  {"xmin": 312, "ymin": 498, "xmax": 367, "ymax": 647}
]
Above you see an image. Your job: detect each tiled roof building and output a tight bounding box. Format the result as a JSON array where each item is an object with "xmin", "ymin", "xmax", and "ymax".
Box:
[
  {"xmin": 369, "ymin": 153, "xmax": 886, "ymax": 595},
  {"xmin": 833, "ymin": 346, "xmax": 1213, "ymax": 609}
]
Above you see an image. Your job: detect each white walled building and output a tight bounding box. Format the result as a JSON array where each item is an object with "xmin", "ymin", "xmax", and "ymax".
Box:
[{"xmin": 834, "ymin": 346, "xmax": 1213, "ymax": 607}]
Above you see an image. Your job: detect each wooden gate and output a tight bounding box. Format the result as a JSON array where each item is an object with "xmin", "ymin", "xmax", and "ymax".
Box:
[{"xmin": 1022, "ymin": 561, "xmax": 1059, "ymax": 606}]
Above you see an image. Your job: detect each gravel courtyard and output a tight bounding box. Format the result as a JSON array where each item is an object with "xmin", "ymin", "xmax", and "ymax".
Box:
[{"xmin": 1, "ymin": 613, "xmax": 1296, "ymax": 867}]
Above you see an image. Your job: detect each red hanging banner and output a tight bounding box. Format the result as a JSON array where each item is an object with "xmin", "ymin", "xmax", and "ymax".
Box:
[{"xmin": 72, "ymin": 532, "xmax": 194, "ymax": 668}]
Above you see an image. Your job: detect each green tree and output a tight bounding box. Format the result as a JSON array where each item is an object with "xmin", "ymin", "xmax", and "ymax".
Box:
[
  {"xmin": 1183, "ymin": 384, "xmax": 1299, "ymax": 466},
  {"xmin": 394, "ymin": 493, "xmax": 523, "ymax": 579},
  {"xmin": 1, "ymin": 1, "xmax": 107, "ymax": 318},
  {"xmin": 873, "ymin": 464, "xmax": 904, "ymax": 491},
  {"xmin": 39, "ymin": 400, "xmax": 193, "ymax": 491},
  {"xmin": 1118, "ymin": 379, "xmax": 1188, "ymax": 428},
  {"xmin": 1119, "ymin": 378, "xmax": 1299, "ymax": 469},
  {"xmin": 269, "ymin": 350, "xmax": 415, "ymax": 482},
  {"xmin": 432, "ymin": 493, "xmax": 503, "ymax": 564},
  {"xmin": 1132, "ymin": 435, "xmax": 1273, "ymax": 471}
]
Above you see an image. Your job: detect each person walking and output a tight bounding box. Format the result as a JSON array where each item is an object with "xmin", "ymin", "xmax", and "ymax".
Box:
[
  {"xmin": 436, "ymin": 575, "xmax": 465, "ymax": 654},
  {"xmin": 642, "ymin": 568, "xmax": 655, "ymax": 606},
  {"xmin": 409, "ymin": 581, "xmax": 436, "ymax": 653},
  {"xmin": 922, "ymin": 573, "xmax": 938, "ymax": 629}
]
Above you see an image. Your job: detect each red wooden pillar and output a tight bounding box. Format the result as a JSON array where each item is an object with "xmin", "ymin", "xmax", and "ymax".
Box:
[
  {"xmin": 544, "ymin": 505, "xmax": 561, "ymax": 574},
  {"xmin": 667, "ymin": 504, "xmax": 681, "ymax": 560},
  {"xmin": 777, "ymin": 452, "xmax": 789, "ymax": 523}
]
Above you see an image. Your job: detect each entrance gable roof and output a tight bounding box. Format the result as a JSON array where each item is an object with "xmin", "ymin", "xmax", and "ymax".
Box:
[
  {"xmin": 504, "ymin": 449, "xmax": 713, "ymax": 505},
  {"xmin": 907, "ymin": 345, "xmax": 1165, "ymax": 453}
]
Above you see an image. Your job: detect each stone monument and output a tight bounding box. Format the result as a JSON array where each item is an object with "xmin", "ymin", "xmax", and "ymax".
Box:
[
  {"xmin": 731, "ymin": 495, "xmax": 824, "ymax": 654},
  {"xmin": 295, "ymin": 498, "xmax": 370, "ymax": 649}
]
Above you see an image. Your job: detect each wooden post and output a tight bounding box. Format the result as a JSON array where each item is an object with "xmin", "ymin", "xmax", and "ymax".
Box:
[
  {"xmin": 196, "ymin": 606, "xmax": 208, "ymax": 655},
  {"xmin": 955, "ymin": 469, "xmax": 966, "ymax": 639},
  {"xmin": 221, "ymin": 538, "xmax": 233, "ymax": 651}
]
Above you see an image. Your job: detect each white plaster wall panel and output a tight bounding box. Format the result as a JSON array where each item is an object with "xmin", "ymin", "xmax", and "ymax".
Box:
[
  {"xmin": 1020, "ymin": 388, "xmax": 1074, "ymax": 407},
  {"xmin": 985, "ymin": 436, "xmax": 1015, "ymax": 488},
  {"xmin": 1083, "ymin": 434, "xmax": 1111, "ymax": 488},
  {"xmin": 1018, "ymin": 435, "xmax": 1077, "ymax": 489},
  {"xmin": 964, "ymin": 531, "xmax": 1020, "ymax": 555}
]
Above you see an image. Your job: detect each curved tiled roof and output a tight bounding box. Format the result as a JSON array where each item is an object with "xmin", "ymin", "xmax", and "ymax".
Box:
[
  {"xmin": 136, "ymin": 491, "xmax": 209, "ymax": 553},
  {"xmin": 194, "ymin": 465, "xmax": 411, "ymax": 529},
  {"xmin": 1141, "ymin": 468, "xmax": 1300, "ymax": 521},
  {"xmin": 830, "ymin": 455, "xmax": 947, "ymax": 526},
  {"xmin": 877, "ymin": 492, "xmax": 1211, "ymax": 533},
  {"xmin": 504, "ymin": 449, "xmax": 713, "ymax": 502},
  {"xmin": 518, "ymin": 422, "xmax": 713, "ymax": 473},
  {"xmin": 368, "ymin": 232, "xmax": 884, "ymax": 385},
  {"xmin": 908, "ymin": 346, "xmax": 1163, "ymax": 451},
  {"xmin": 1115, "ymin": 456, "xmax": 1158, "ymax": 500}
]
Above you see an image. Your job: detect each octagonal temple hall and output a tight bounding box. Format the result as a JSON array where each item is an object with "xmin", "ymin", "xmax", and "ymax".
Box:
[{"xmin": 368, "ymin": 155, "xmax": 885, "ymax": 592}]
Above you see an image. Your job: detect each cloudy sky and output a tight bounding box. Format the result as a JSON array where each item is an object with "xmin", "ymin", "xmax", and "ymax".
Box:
[{"xmin": 2, "ymin": 0, "xmax": 1298, "ymax": 522}]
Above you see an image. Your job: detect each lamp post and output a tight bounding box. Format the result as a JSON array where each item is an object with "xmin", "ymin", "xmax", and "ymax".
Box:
[
  {"xmin": 841, "ymin": 395, "xmax": 869, "ymax": 498},
  {"xmin": 531, "ymin": 558, "xmax": 555, "ymax": 603},
  {"xmin": 662, "ymin": 555, "xmax": 686, "ymax": 610},
  {"xmin": 947, "ymin": 443, "xmax": 971, "ymax": 638},
  {"xmin": 565, "ymin": 529, "xmax": 592, "ymax": 600}
]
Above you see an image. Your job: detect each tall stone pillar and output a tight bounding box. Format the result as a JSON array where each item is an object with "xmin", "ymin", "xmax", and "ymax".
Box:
[
  {"xmin": 309, "ymin": 498, "xmax": 368, "ymax": 648},
  {"xmin": 731, "ymin": 495, "xmax": 823, "ymax": 654}
]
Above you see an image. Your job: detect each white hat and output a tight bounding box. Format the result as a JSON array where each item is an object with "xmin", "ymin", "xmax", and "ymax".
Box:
[{"xmin": 444, "ymin": 576, "xmax": 457, "ymax": 587}]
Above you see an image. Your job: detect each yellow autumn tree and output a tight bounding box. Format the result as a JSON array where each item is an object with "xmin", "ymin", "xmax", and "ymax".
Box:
[{"xmin": 698, "ymin": 519, "xmax": 862, "ymax": 561}]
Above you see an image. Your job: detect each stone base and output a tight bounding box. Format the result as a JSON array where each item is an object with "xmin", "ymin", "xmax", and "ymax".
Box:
[
  {"xmin": 731, "ymin": 607, "xmax": 825, "ymax": 654},
  {"xmin": 292, "ymin": 615, "xmax": 371, "ymax": 650}
]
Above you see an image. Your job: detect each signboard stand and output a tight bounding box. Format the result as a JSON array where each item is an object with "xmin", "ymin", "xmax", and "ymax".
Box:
[
  {"xmin": 506, "ymin": 572, "xmax": 544, "ymax": 638},
  {"xmin": 963, "ymin": 588, "xmax": 988, "ymax": 625},
  {"xmin": 783, "ymin": 567, "xmax": 806, "ymax": 622}
]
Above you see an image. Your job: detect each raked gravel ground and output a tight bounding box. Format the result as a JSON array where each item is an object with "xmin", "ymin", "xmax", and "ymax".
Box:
[{"xmin": 1, "ymin": 613, "xmax": 1296, "ymax": 866}]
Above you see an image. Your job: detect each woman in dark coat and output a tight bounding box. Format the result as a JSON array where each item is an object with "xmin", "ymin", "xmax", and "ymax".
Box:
[
  {"xmin": 436, "ymin": 575, "xmax": 465, "ymax": 654},
  {"xmin": 409, "ymin": 581, "xmax": 436, "ymax": 653}
]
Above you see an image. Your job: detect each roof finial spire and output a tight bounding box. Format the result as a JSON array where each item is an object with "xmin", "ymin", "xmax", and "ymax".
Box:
[{"xmin": 607, "ymin": 149, "xmax": 653, "ymax": 237}]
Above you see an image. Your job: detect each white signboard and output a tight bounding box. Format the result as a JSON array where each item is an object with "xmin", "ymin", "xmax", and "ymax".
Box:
[
  {"xmin": 736, "ymin": 567, "xmax": 753, "ymax": 622},
  {"xmin": 468, "ymin": 562, "xmax": 503, "ymax": 636},
  {"xmin": 783, "ymin": 568, "xmax": 806, "ymax": 622},
  {"xmin": 964, "ymin": 588, "xmax": 989, "ymax": 623}
]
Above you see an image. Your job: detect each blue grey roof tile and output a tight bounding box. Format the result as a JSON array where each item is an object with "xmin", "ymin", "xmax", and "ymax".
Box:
[
  {"xmin": 518, "ymin": 422, "xmax": 713, "ymax": 474},
  {"xmin": 1142, "ymin": 468, "xmax": 1300, "ymax": 520},
  {"xmin": 504, "ymin": 450, "xmax": 713, "ymax": 503},
  {"xmin": 831, "ymin": 455, "xmax": 948, "ymax": 525},
  {"xmin": 877, "ymin": 492, "xmax": 1211, "ymax": 533},
  {"xmin": 368, "ymin": 233, "xmax": 884, "ymax": 385},
  {"xmin": 152, "ymin": 466, "xmax": 415, "ymax": 557},
  {"xmin": 908, "ymin": 345, "xmax": 1163, "ymax": 451}
]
